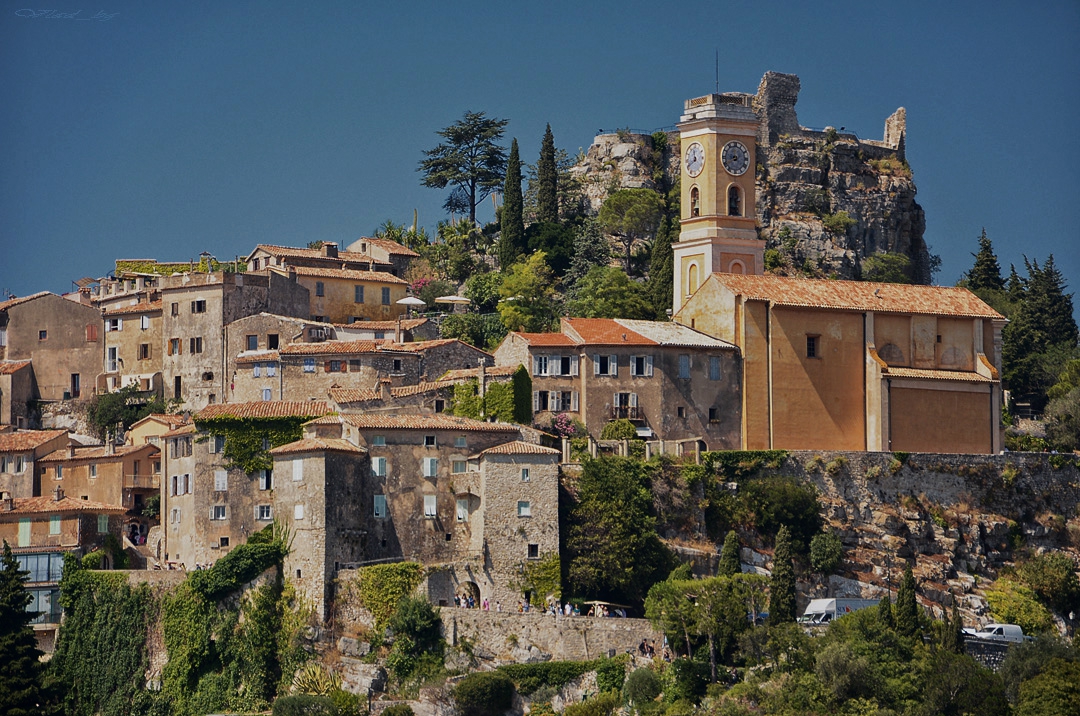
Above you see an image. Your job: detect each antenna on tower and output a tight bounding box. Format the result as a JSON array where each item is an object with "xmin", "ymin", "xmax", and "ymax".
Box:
[{"xmin": 715, "ymin": 49, "xmax": 719, "ymax": 93}]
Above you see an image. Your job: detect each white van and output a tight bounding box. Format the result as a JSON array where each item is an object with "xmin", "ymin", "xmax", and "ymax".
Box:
[
  {"xmin": 798, "ymin": 598, "xmax": 880, "ymax": 625},
  {"xmin": 965, "ymin": 623, "xmax": 1030, "ymax": 643}
]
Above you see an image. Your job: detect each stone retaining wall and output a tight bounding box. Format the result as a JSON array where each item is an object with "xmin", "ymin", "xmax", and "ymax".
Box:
[{"xmin": 440, "ymin": 608, "xmax": 662, "ymax": 664}]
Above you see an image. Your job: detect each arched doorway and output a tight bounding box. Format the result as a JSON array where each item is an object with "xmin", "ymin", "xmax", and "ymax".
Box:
[{"xmin": 458, "ymin": 580, "xmax": 480, "ymax": 608}]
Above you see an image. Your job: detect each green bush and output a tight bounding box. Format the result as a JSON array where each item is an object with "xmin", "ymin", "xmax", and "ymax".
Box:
[
  {"xmin": 386, "ymin": 596, "xmax": 443, "ymax": 682},
  {"xmin": 564, "ymin": 691, "xmax": 620, "ymax": 716},
  {"xmin": 498, "ymin": 656, "xmax": 627, "ymax": 696},
  {"xmin": 595, "ymin": 656, "xmax": 627, "ymax": 693},
  {"xmin": 1017, "ymin": 552, "xmax": 1080, "ymax": 615},
  {"xmin": 622, "ymin": 668, "xmax": 661, "ymax": 711},
  {"xmin": 809, "ymin": 532, "xmax": 843, "ymax": 574},
  {"xmin": 453, "ymin": 671, "xmax": 515, "ymax": 716},
  {"xmin": 736, "ymin": 476, "xmax": 822, "ymax": 553},
  {"xmin": 667, "ymin": 658, "xmax": 709, "ymax": 702},
  {"xmin": 380, "ymin": 704, "xmax": 415, "ymax": 716},
  {"xmin": 187, "ymin": 540, "xmax": 286, "ymax": 600},
  {"xmin": 601, "ymin": 419, "xmax": 638, "ymax": 440},
  {"xmin": 271, "ymin": 694, "xmax": 337, "ymax": 716},
  {"xmin": 986, "ymin": 579, "xmax": 1055, "ymax": 634}
]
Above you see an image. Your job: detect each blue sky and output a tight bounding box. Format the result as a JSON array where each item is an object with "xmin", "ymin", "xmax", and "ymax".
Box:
[{"xmin": 2, "ymin": 1, "xmax": 1078, "ymax": 305}]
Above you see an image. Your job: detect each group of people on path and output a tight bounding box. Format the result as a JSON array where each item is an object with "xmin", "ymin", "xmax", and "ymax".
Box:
[{"xmin": 455, "ymin": 593, "xmax": 497, "ymax": 611}]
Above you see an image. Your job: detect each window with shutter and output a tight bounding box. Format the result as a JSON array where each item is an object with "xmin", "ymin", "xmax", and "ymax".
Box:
[
  {"xmin": 709, "ymin": 356, "xmax": 721, "ymax": 380},
  {"xmin": 374, "ymin": 494, "xmax": 387, "ymax": 518},
  {"xmin": 372, "ymin": 457, "xmax": 387, "ymax": 477},
  {"xmin": 609, "ymin": 355, "xmax": 618, "ymax": 376},
  {"xmin": 292, "ymin": 460, "xmax": 303, "ymax": 482},
  {"xmin": 423, "ymin": 494, "xmax": 437, "ymax": 518},
  {"xmin": 253, "ymin": 363, "xmax": 261, "ymax": 377},
  {"xmin": 571, "ymin": 391, "xmax": 579, "ymax": 411},
  {"xmin": 214, "ymin": 471, "xmax": 227, "ymax": 491}
]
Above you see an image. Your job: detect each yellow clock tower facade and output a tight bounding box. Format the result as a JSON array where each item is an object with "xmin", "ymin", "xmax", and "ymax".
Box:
[{"xmin": 673, "ymin": 93, "xmax": 763, "ymax": 313}]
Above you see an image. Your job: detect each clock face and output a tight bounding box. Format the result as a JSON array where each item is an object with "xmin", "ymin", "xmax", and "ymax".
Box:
[
  {"xmin": 721, "ymin": 141, "xmax": 750, "ymax": 176},
  {"xmin": 684, "ymin": 142, "xmax": 705, "ymax": 177}
]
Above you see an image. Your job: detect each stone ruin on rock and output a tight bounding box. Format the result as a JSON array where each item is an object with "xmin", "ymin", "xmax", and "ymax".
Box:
[{"xmin": 570, "ymin": 71, "xmax": 931, "ymax": 283}]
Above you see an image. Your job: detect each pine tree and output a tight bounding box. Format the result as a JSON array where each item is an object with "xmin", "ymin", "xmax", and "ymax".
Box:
[
  {"xmin": 648, "ymin": 216, "xmax": 674, "ymax": 319},
  {"xmin": 419, "ymin": 111, "xmax": 509, "ymax": 225},
  {"xmin": 0, "ymin": 541, "xmax": 47, "ymax": 715},
  {"xmin": 966, "ymin": 229, "xmax": 1004, "ymax": 292},
  {"xmin": 768, "ymin": 525, "xmax": 796, "ymax": 624},
  {"xmin": 877, "ymin": 594, "xmax": 895, "ymax": 629},
  {"xmin": 564, "ymin": 218, "xmax": 611, "ymax": 296},
  {"xmin": 537, "ymin": 124, "xmax": 558, "ymax": 224},
  {"xmin": 718, "ymin": 530, "xmax": 740, "ymax": 577},
  {"xmin": 499, "ymin": 139, "xmax": 525, "ymax": 271},
  {"xmin": 1002, "ymin": 255, "xmax": 1079, "ymax": 404},
  {"xmin": 1006, "ymin": 264, "xmax": 1026, "ymax": 302},
  {"xmin": 895, "ymin": 564, "xmax": 919, "ymax": 637}
]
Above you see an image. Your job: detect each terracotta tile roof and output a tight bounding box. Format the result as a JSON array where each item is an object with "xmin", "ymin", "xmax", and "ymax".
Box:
[
  {"xmin": 249, "ymin": 244, "xmax": 377, "ymax": 265},
  {"xmin": 236, "ymin": 351, "xmax": 280, "ymax": 365},
  {"xmin": 103, "ymin": 300, "xmax": 162, "ymax": 316},
  {"xmin": 708, "ymin": 274, "xmax": 1004, "ymax": 319},
  {"xmin": 0, "ymin": 430, "xmax": 67, "ymax": 453},
  {"xmin": 390, "ymin": 382, "xmax": 447, "ymax": 397},
  {"xmin": 39, "ymin": 443, "xmax": 158, "ymax": 463},
  {"xmin": 279, "ymin": 341, "xmax": 381, "ymax": 356},
  {"xmin": 562, "ymin": 318, "xmax": 654, "ymax": 345},
  {"xmin": 162, "ymin": 424, "xmax": 197, "ymax": 438},
  {"xmin": 268, "ymin": 438, "xmax": 367, "ymax": 456},
  {"xmin": 611, "ymin": 319, "xmax": 736, "ymax": 349},
  {"xmin": 0, "ymin": 496, "xmax": 127, "ymax": 515},
  {"xmin": 195, "ymin": 401, "xmax": 332, "ymax": 421},
  {"xmin": 438, "ymin": 365, "xmax": 520, "ymax": 382},
  {"xmin": 327, "ymin": 388, "xmax": 382, "ymax": 403},
  {"xmin": 304, "ymin": 415, "xmax": 347, "ymax": 425},
  {"xmin": 359, "ymin": 237, "xmax": 421, "ymax": 257},
  {"xmin": 881, "ymin": 367, "xmax": 996, "ymax": 383},
  {"xmin": 0, "ymin": 291, "xmax": 51, "ymax": 312},
  {"xmin": 475, "ymin": 441, "xmax": 561, "ymax": 456},
  {"xmin": 0, "ymin": 360, "xmax": 32, "ymax": 375},
  {"xmin": 512, "ymin": 332, "xmax": 577, "ymax": 347},
  {"xmin": 340, "ymin": 414, "xmax": 519, "ymax": 433},
  {"xmin": 334, "ymin": 318, "xmax": 430, "ymax": 331},
  {"xmin": 285, "ymin": 266, "xmax": 408, "ymax": 284},
  {"xmin": 383, "ymin": 339, "xmax": 485, "ymax": 354},
  {"xmin": 146, "ymin": 413, "xmax": 188, "ymax": 427}
]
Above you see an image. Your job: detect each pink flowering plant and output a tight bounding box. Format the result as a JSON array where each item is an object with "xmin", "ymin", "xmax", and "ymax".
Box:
[{"xmin": 552, "ymin": 413, "xmax": 579, "ymax": 438}]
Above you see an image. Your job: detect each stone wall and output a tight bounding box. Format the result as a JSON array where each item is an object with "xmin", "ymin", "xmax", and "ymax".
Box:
[{"xmin": 440, "ymin": 608, "xmax": 662, "ymax": 664}]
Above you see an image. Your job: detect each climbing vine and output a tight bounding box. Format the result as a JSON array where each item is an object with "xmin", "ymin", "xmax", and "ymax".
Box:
[
  {"xmin": 446, "ymin": 375, "xmax": 529, "ymax": 424},
  {"xmin": 350, "ymin": 562, "xmax": 424, "ymax": 631},
  {"xmin": 194, "ymin": 415, "xmax": 319, "ymax": 473},
  {"xmin": 510, "ymin": 552, "xmax": 561, "ymax": 601}
]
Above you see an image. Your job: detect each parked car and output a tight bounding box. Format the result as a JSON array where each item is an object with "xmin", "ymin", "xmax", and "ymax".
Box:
[
  {"xmin": 962, "ymin": 623, "xmax": 1032, "ymax": 643},
  {"xmin": 798, "ymin": 598, "xmax": 880, "ymax": 625}
]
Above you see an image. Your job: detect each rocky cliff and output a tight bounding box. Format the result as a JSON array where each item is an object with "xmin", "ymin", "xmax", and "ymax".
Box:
[{"xmin": 569, "ymin": 72, "xmax": 932, "ymax": 283}]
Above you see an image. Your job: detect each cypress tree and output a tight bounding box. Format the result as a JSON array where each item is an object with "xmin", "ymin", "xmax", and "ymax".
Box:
[
  {"xmin": 718, "ymin": 530, "xmax": 740, "ymax": 577},
  {"xmin": 1006, "ymin": 264, "xmax": 1026, "ymax": 302},
  {"xmin": 648, "ymin": 216, "xmax": 674, "ymax": 319},
  {"xmin": 877, "ymin": 594, "xmax": 895, "ymax": 629},
  {"xmin": 0, "ymin": 541, "xmax": 48, "ymax": 715},
  {"xmin": 895, "ymin": 564, "xmax": 919, "ymax": 637},
  {"xmin": 967, "ymin": 228, "xmax": 1004, "ymax": 292},
  {"xmin": 537, "ymin": 124, "xmax": 558, "ymax": 224},
  {"xmin": 768, "ymin": 525, "xmax": 796, "ymax": 624},
  {"xmin": 499, "ymin": 138, "xmax": 525, "ymax": 271},
  {"xmin": 941, "ymin": 602, "xmax": 964, "ymax": 653}
]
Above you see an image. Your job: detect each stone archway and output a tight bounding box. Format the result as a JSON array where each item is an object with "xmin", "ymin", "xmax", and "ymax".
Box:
[{"xmin": 459, "ymin": 581, "xmax": 480, "ymax": 608}]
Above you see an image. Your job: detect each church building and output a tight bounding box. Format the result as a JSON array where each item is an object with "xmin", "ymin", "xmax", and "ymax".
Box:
[{"xmin": 670, "ymin": 93, "xmax": 1005, "ymax": 454}]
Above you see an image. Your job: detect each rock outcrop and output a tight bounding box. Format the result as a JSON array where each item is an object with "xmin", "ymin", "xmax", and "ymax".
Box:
[{"xmin": 569, "ymin": 71, "xmax": 932, "ymax": 283}]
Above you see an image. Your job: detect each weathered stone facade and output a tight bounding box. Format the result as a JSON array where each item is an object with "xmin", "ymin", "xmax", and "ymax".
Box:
[
  {"xmin": 100, "ymin": 300, "xmax": 164, "ymax": 396},
  {"xmin": 0, "ymin": 429, "xmax": 68, "ymax": 498}
]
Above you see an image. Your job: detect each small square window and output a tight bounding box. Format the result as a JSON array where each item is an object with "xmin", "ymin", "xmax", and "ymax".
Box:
[
  {"xmin": 454, "ymin": 436, "xmax": 467, "ymax": 448},
  {"xmin": 191, "ymin": 300, "xmax": 206, "ymax": 313},
  {"xmin": 424, "ymin": 435, "xmax": 436, "ymax": 447},
  {"xmin": 709, "ymin": 407, "xmax": 719, "ymax": 422},
  {"xmin": 267, "ymin": 334, "xmax": 279, "ymax": 349},
  {"xmin": 677, "ymin": 406, "xmax": 686, "ymax": 418},
  {"xmin": 517, "ymin": 501, "xmax": 531, "ymax": 518},
  {"xmin": 294, "ymin": 504, "xmax": 305, "ymax": 520},
  {"xmin": 38, "ymin": 330, "xmax": 47, "ymax": 341},
  {"xmin": 212, "ymin": 505, "xmax": 226, "ymax": 520},
  {"xmin": 528, "ymin": 544, "xmax": 540, "ymax": 559},
  {"xmin": 372, "ymin": 435, "xmax": 386, "ymax": 447},
  {"xmin": 303, "ymin": 358, "xmax": 316, "ymax": 373},
  {"xmin": 393, "ymin": 359, "xmax": 403, "ymax": 373},
  {"xmin": 246, "ymin": 335, "xmax": 258, "ymax": 351},
  {"xmin": 521, "ymin": 468, "xmax": 530, "ymax": 482},
  {"xmin": 257, "ymin": 505, "xmax": 272, "ymax": 520},
  {"xmin": 452, "ymin": 460, "xmax": 467, "ymax": 474},
  {"xmin": 435, "ymin": 399, "xmax": 445, "ymax": 413},
  {"xmin": 219, "ymin": 537, "xmax": 229, "ymax": 547}
]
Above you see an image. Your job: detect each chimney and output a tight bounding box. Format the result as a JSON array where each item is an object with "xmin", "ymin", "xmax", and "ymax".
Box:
[
  {"xmin": 105, "ymin": 440, "xmax": 115, "ymax": 456},
  {"xmin": 379, "ymin": 378, "xmax": 390, "ymax": 401},
  {"xmin": 68, "ymin": 445, "xmax": 76, "ymax": 458},
  {"xmin": 322, "ymin": 242, "xmax": 338, "ymax": 258},
  {"xmin": 53, "ymin": 486, "xmax": 64, "ymax": 501},
  {"xmin": 395, "ymin": 315, "xmax": 403, "ymax": 343},
  {"xmin": 1, "ymin": 492, "xmax": 12, "ymax": 511}
]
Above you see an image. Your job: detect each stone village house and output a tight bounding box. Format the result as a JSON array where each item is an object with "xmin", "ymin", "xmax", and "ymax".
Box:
[
  {"xmin": 494, "ymin": 317, "xmax": 742, "ymax": 450},
  {"xmin": 270, "ymin": 413, "xmax": 560, "ymax": 620}
]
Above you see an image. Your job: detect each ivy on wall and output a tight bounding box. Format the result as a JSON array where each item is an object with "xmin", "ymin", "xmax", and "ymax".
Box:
[
  {"xmin": 194, "ymin": 415, "xmax": 318, "ymax": 473},
  {"xmin": 510, "ymin": 552, "xmax": 561, "ymax": 601},
  {"xmin": 446, "ymin": 366, "xmax": 531, "ymax": 425},
  {"xmin": 350, "ymin": 562, "xmax": 424, "ymax": 631}
]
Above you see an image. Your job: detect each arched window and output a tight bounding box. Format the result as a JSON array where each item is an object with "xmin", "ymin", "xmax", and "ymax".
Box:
[
  {"xmin": 687, "ymin": 263, "xmax": 700, "ymax": 295},
  {"xmin": 690, "ymin": 186, "xmax": 700, "ymax": 217},
  {"xmin": 728, "ymin": 260, "xmax": 745, "ymax": 275},
  {"xmin": 728, "ymin": 185, "xmax": 742, "ymax": 216}
]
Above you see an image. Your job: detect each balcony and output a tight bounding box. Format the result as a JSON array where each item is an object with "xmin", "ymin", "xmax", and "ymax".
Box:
[
  {"xmin": 609, "ymin": 406, "xmax": 641, "ymax": 420},
  {"xmin": 124, "ymin": 474, "xmax": 160, "ymax": 490}
]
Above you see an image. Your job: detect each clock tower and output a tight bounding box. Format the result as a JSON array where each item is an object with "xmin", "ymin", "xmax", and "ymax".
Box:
[{"xmin": 673, "ymin": 93, "xmax": 763, "ymax": 313}]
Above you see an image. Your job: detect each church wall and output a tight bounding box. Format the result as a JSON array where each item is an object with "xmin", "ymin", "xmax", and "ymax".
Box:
[
  {"xmin": 741, "ymin": 301, "xmax": 771, "ymax": 449},
  {"xmin": 873, "ymin": 314, "xmax": 911, "ymax": 366},
  {"xmin": 769, "ymin": 307, "xmax": 865, "ymax": 451},
  {"xmin": 934, "ymin": 318, "xmax": 975, "ymax": 371},
  {"xmin": 888, "ymin": 384, "xmax": 993, "ymax": 454}
]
